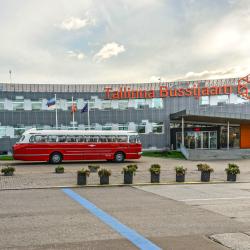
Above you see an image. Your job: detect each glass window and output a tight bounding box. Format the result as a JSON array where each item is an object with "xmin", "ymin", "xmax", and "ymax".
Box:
[
  {"xmin": 66, "ymin": 136, "xmax": 77, "ymax": 142},
  {"xmin": 0, "ymin": 100, "xmax": 4, "ymax": 110},
  {"xmin": 118, "ymin": 100, "xmax": 128, "ymax": 110},
  {"xmin": 89, "ymin": 136, "xmax": 99, "ymax": 142},
  {"xmin": 14, "ymin": 128, "xmax": 25, "ymax": 138},
  {"xmin": 117, "ymin": 135, "xmax": 128, "ymax": 142},
  {"xmin": 102, "ymin": 124, "xmax": 112, "ymax": 130},
  {"xmin": 137, "ymin": 123, "xmax": 146, "ymax": 134},
  {"xmin": 47, "ymin": 135, "xmax": 58, "ymax": 142},
  {"xmin": 152, "ymin": 98, "xmax": 163, "ymax": 109},
  {"xmin": 13, "ymin": 101, "xmax": 24, "ymax": 110},
  {"xmin": 135, "ymin": 99, "xmax": 145, "ymax": 109},
  {"xmin": 102, "ymin": 100, "xmax": 111, "ymax": 110},
  {"xmin": 200, "ymin": 96, "xmax": 209, "ymax": 105},
  {"xmin": 152, "ymin": 122, "xmax": 164, "ymax": 134},
  {"xmin": 34, "ymin": 135, "xmax": 47, "ymax": 142},
  {"xmin": 58, "ymin": 135, "xmax": 66, "ymax": 142},
  {"xmin": 31, "ymin": 101, "xmax": 42, "ymax": 110},
  {"xmin": 99, "ymin": 136, "xmax": 108, "ymax": 142},
  {"xmin": 118, "ymin": 124, "xmax": 128, "ymax": 130},
  {"xmin": 106, "ymin": 135, "xmax": 116, "ymax": 142}
]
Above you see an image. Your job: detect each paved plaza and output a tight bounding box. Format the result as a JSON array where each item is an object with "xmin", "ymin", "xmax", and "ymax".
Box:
[{"xmin": 1, "ymin": 157, "xmax": 250, "ymax": 249}]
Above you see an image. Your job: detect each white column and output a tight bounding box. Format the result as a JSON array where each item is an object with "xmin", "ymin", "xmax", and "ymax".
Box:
[
  {"xmin": 227, "ymin": 121, "xmax": 230, "ymax": 150},
  {"xmin": 182, "ymin": 117, "xmax": 184, "ymax": 146}
]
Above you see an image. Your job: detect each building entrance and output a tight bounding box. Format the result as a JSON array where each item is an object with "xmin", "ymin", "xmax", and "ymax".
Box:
[{"xmin": 176, "ymin": 131, "xmax": 217, "ymax": 149}]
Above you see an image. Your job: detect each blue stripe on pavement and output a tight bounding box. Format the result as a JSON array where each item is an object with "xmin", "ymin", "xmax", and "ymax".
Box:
[{"xmin": 62, "ymin": 188, "xmax": 162, "ymax": 250}]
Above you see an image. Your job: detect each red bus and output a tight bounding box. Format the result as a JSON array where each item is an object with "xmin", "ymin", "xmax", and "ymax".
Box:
[{"xmin": 13, "ymin": 129, "xmax": 142, "ymax": 164}]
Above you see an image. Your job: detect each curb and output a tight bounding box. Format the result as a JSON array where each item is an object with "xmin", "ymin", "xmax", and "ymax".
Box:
[{"xmin": 0, "ymin": 180, "xmax": 249, "ymax": 191}]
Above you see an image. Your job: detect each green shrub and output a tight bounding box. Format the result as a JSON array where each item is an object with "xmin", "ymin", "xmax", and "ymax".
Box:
[
  {"xmin": 77, "ymin": 168, "xmax": 90, "ymax": 176},
  {"xmin": 55, "ymin": 165, "xmax": 64, "ymax": 173},
  {"xmin": 197, "ymin": 163, "xmax": 214, "ymax": 172},
  {"xmin": 225, "ymin": 163, "xmax": 240, "ymax": 175},
  {"xmin": 1, "ymin": 166, "xmax": 15, "ymax": 175},
  {"xmin": 149, "ymin": 164, "xmax": 161, "ymax": 174},
  {"xmin": 175, "ymin": 166, "xmax": 187, "ymax": 175},
  {"xmin": 98, "ymin": 168, "xmax": 112, "ymax": 177},
  {"xmin": 122, "ymin": 164, "xmax": 138, "ymax": 175}
]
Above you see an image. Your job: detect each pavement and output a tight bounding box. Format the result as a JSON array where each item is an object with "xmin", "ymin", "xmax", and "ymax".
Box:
[{"xmin": 1, "ymin": 157, "xmax": 250, "ymax": 249}]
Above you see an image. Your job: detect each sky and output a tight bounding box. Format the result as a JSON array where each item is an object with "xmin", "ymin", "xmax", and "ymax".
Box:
[{"xmin": 0, "ymin": 0, "xmax": 250, "ymax": 84}]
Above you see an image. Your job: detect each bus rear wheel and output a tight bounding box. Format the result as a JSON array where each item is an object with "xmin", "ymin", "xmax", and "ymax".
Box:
[
  {"xmin": 114, "ymin": 152, "xmax": 125, "ymax": 163},
  {"xmin": 50, "ymin": 152, "xmax": 62, "ymax": 164}
]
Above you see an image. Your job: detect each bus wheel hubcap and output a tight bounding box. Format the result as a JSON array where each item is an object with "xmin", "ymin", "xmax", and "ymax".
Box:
[
  {"xmin": 53, "ymin": 155, "xmax": 60, "ymax": 162},
  {"xmin": 116, "ymin": 154, "xmax": 123, "ymax": 161}
]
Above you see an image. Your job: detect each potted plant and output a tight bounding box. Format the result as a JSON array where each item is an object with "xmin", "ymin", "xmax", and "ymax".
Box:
[
  {"xmin": 88, "ymin": 165, "xmax": 100, "ymax": 173},
  {"xmin": 175, "ymin": 166, "xmax": 187, "ymax": 182},
  {"xmin": 98, "ymin": 168, "xmax": 112, "ymax": 185},
  {"xmin": 55, "ymin": 165, "xmax": 64, "ymax": 174},
  {"xmin": 1, "ymin": 166, "xmax": 15, "ymax": 176},
  {"xmin": 149, "ymin": 164, "xmax": 161, "ymax": 183},
  {"xmin": 225, "ymin": 163, "xmax": 240, "ymax": 182},
  {"xmin": 197, "ymin": 163, "xmax": 214, "ymax": 182},
  {"xmin": 122, "ymin": 164, "xmax": 137, "ymax": 184},
  {"xmin": 77, "ymin": 168, "xmax": 90, "ymax": 185}
]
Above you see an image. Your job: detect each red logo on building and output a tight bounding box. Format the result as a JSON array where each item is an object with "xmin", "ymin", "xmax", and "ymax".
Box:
[{"xmin": 238, "ymin": 74, "xmax": 250, "ymax": 100}]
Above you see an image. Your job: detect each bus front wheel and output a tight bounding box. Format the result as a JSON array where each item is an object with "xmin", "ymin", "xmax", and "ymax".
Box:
[
  {"xmin": 49, "ymin": 152, "xmax": 63, "ymax": 164},
  {"xmin": 114, "ymin": 152, "xmax": 125, "ymax": 163}
]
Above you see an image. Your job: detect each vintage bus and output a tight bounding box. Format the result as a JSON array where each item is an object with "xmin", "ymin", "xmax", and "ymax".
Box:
[{"xmin": 13, "ymin": 129, "xmax": 142, "ymax": 163}]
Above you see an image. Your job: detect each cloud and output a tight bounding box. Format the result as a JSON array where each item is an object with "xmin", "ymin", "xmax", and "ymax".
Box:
[
  {"xmin": 67, "ymin": 51, "xmax": 85, "ymax": 60},
  {"xmin": 171, "ymin": 66, "xmax": 250, "ymax": 81},
  {"xmin": 94, "ymin": 42, "xmax": 125, "ymax": 62},
  {"xmin": 60, "ymin": 16, "xmax": 95, "ymax": 31}
]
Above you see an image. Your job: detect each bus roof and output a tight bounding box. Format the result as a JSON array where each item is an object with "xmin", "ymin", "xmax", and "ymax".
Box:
[{"xmin": 24, "ymin": 129, "xmax": 138, "ymax": 136}]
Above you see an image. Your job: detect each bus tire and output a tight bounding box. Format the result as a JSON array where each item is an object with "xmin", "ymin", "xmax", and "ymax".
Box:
[
  {"xmin": 49, "ymin": 152, "xmax": 63, "ymax": 164},
  {"xmin": 114, "ymin": 152, "xmax": 125, "ymax": 163}
]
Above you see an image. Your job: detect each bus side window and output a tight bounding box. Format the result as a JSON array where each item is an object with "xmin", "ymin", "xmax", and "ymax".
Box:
[
  {"xmin": 99, "ymin": 136, "xmax": 107, "ymax": 142},
  {"xmin": 66, "ymin": 136, "xmax": 76, "ymax": 142},
  {"xmin": 58, "ymin": 136, "xmax": 66, "ymax": 142},
  {"xmin": 89, "ymin": 136, "xmax": 98, "ymax": 142},
  {"xmin": 35, "ymin": 135, "xmax": 47, "ymax": 142},
  {"xmin": 117, "ymin": 136, "xmax": 128, "ymax": 142},
  {"xmin": 77, "ymin": 136, "xmax": 84, "ymax": 142},
  {"xmin": 47, "ymin": 135, "xmax": 57, "ymax": 142},
  {"xmin": 29, "ymin": 136, "xmax": 35, "ymax": 143},
  {"xmin": 106, "ymin": 136, "xmax": 116, "ymax": 142},
  {"xmin": 129, "ymin": 135, "xmax": 136, "ymax": 143}
]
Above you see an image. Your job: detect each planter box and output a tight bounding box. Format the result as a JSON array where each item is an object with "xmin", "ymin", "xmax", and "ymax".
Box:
[
  {"xmin": 201, "ymin": 171, "xmax": 211, "ymax": 182},
  {"xmin": 3, "ymin": 172, "xmax": 14, "ymax": 176},
  {"xmin": 176, "ymin": 174, "xmax": 185, "ymax": 182},
  {"xmin": 227, "ymin": 173, "xmax": 237, "ymax": 182},
  {"xmin": 151, "ymin": 173, "xmax": 160, "ymax": 183},
  {"xmin": 77, "ymin": 173, "xmax": 87, "ymax": 185},
  {"xmin": 100, "ymin": 175, "xmax": 109, "ymax": 185},
  {"xmin": 124, "ymin": 172, "xmax": 133, "ymax": 184},
  {"xmin": 55, "ymin": 169, "xmax": 64, "ymax": 174}
]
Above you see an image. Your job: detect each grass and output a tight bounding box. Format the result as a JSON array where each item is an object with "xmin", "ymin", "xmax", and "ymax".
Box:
[
  {"xmin": 0, "ymin": 155, "xmax": 14, "ymax": 161},
  {"xmin": 142, "ymin": 151, "xmax": 185, "ymax": 159}
]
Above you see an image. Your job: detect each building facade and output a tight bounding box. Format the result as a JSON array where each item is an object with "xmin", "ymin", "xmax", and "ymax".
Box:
[{"xmin": 0, "ymin": 75, "xmax": 250, "ymax": 154}]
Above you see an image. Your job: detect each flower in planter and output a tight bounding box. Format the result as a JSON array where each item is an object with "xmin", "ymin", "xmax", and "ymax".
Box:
[
  {"xmin": 149, "ymin": 164, "xmax": 161, "ymax": 174},
  {"xmin": 55, "ymin": 165, "xmax": 64, "ymax": 173},
  {"xmin": 77, "ymin": 168, "xmax": 90, "ymax": 176},
  {"xmin": 1, "ymin": 166, "xmax": 15, "ymax": 176},
  {"xmin": 225, "ymin": 163, "xmax": 240, "ymax": 175},
  {"xmin": 122, "ymin": 164, "xmax": 138, "ymax": 175},
  {"xmin": 175, "ymin": 165, "xmax": 187, "ymax": 175},
  {"xmin": 197, "ymin": 163, "xmax": 214, "ymax": 172},
  {"xmin": 98, "ymin": 168, "xmax": 112, "ymax": 177}
]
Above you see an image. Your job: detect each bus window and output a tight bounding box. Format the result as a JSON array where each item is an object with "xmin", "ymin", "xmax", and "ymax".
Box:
[
  {"xmin": 47, "ymin": 135, "xmax": 57, "ymax": 142},
  {"xmin": 29, "ymin": 136, "xmax": 35, "ymax": 142},
  {"xmin": 129, "ymin": 135, "xmax": 137, "ymax": 143},
  {"xmin": 35, "ymin": 135, "xmax": 47, "ymax": 142},
  {"xmin": 117, "ymin": 136, "xmax": 128, "ymax": 142},
  {"xmin": 19, "ymin": 135, "xmax": 25, "ymax": 142},
  {"xmin": 58, "ymin": 135, "xmax": 66, "ymax": 142},
  {"xmin": 99, "ymin": 136, "xmax": 108, "ymax": 142},
  {"xmin": 77, "ymin": 136, "xmax": 84, "ymax": 142},
  {"xmin": 106, "ymin": 136, "xmax": 116, "ymax": 142},
  {"xmin": 66, "ymin": 136, "xmax": 76, "ymax": 142},
  {"xmin": 89, "ymin": 136, "xmax": 99, "ymax": 142}
]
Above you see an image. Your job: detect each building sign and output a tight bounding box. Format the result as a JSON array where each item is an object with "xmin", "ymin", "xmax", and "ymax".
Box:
[{"xmin": 105, "ymin": 74, "xmax": 250, "ymax": 100}]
